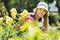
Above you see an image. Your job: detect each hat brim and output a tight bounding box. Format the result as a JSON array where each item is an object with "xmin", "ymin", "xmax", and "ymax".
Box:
[
  {"xmin": 37, "ymin": 6, "xmax": 48, "ymax": 11},
  {"xmin": 33, "ymin": 6, "xmax": 49, "ymax": 16}
]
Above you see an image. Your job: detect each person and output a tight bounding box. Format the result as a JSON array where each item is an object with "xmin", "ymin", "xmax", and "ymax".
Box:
[
  {"xmin": 26, "ymin": 2, "xmax": 49, "ymax": 32},
  {"xmin": 33, "ymin": 2, "xmax": 49, "ymax": 31},
  {"xmin": 20, "ymin": 2, "xmax": 49, "ymax": 32}
]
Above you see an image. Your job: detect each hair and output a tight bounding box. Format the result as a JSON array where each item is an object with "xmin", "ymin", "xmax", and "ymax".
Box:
[
  {"xmin": 43, "ymin": 12, "xmax": 49, "ymax": 31},
  {"xmin": 34, "ymin": 8, "xmax": 49, "ymax": 31},
  {"xmin": 34, "ymin": 8, "xmax": 38, "ymax": 20}
]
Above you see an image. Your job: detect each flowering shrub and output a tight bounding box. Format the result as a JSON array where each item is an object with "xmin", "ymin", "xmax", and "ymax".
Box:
[
  {"xmin": 10, "ymin": 8, "xmax": 17, "ymax": 18},
  {"xmin": 0, "ymin": 17, "xmax": 3, "ymax": 23},
  {"xmin": 0, "ymin": 8, "xmax": 60, "ymax": 40}
]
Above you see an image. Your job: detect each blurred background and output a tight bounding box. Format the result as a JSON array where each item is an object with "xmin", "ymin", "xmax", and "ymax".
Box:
[{"xmin": 0, "ymin": 0, "xmax": 60, "ymax": 26}]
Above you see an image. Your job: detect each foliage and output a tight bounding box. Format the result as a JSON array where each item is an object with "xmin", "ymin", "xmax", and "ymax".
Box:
[{"xmin": 0, "ymin": 8, "xmax": 60, "ymax": 40}]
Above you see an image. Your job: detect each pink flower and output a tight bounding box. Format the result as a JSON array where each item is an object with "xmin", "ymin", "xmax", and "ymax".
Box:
[{"xmin": 25, "ymin": 14, "xmax": 34, "ymax": 21}]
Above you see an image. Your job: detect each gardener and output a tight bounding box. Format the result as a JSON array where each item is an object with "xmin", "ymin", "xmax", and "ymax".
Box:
[{"xmin": 25, "ymin": 2, "xmax": 49, "ymax": 32}]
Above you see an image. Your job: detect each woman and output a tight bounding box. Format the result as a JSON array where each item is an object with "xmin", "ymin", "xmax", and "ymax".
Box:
[
  {"xmin": 20, "ymin": 2, "xmax": 49, "ymax": 32},
  {"xmin": 33, "ymin": 2, "xmax": 49, "ymax": 31},
  {"xmin": 26, "ymin": 2, "xmax": 49, "ymax": 32}
]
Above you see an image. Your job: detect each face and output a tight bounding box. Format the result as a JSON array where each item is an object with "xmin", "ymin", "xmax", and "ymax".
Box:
[{"xmin": 36, "ymin": 8, "xmax": 47, "ymax": 19}]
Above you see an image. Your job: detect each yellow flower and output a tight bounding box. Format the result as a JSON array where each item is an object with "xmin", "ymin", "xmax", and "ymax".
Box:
[
  {"xmin": 27, "ymin": 35, "xmax": 34, "ymax": 40},
  {"xmin": 10, "ymin": 8, "xmax": 17, "ymax": 18},
  {"xmin": 8, "ymin": 38, "xmax": 14, "ymax": 40},
  {"xmin": 15, "ymin": 36, "xmax": 22, "ymax": 40},
  {"xmin": 0, "ymin": 27, "xmax": 3, "ymax": 32},
  {"xmin": 0, "ymin": 17, "xmax": 3, "ymax": 23},
  {"xmin": 6, "ymin": 16, "xmax": 13, "ymax": 26},
  {"xmin": 34, "ymin": 27, "xmax": 42, "ymax": 36},
  {"xmin": 20, "ymin": 21, "xmax": 31, "ymax": 31},
  {"xmin": 57, "ymin": 31, "xmax": 60, "ymax": 38},
  {"xmin": 20, "ymin": 10, "xmax": 28, "ymax": 17},
  {"xmin": 10, "ymin": 8, "xmax": 17, "ymax": 13}
]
